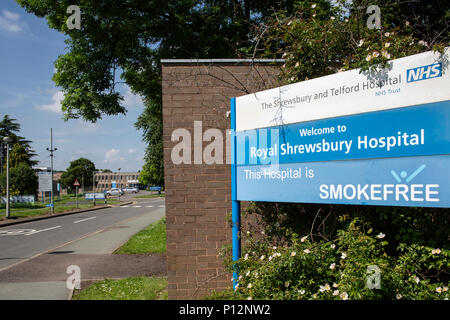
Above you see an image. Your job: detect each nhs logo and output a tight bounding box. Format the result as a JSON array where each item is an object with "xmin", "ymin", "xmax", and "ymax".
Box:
[{"xmin": 407, "ymin": 63, "xmax": 442, "ymax": 83}]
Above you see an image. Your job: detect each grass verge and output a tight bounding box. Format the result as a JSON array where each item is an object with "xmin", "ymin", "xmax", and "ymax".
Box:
[
  {"xmin": 133, "ymin": 193, "xmax": 165, "ymax": 199},
  {"xmin": 114, "ymin": 217, "xmax": 166, "ymax": 254},
  {"xmin": 0, "ymin": 194, "xmax": 117, "ymax": 220},
  {"xmin": 72, "ymin": 277, "xmax": 168, "ymax": 300}
]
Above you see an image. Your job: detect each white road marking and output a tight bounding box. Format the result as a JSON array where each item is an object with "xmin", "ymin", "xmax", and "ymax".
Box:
[
  {"xmin": 133, "ymin": 205, "xmax": 142, "ymax": 208},
  {"xmin": 158, "ymin": 205, "xmax": 165, "ymax": 208},
  {"xmin": 0, "ymin": 229, "xmax": 35, "ymax": 236},
  {"xmin": 121, "ymin": 205, "xmax": 130, "ymax": 208},
  {"xmin": 25, "ymin": 226, "xmax": 61, "ymax": 236},
  {"xmin": 145, "ymin": 205, "xmax": 154, "ymax": 208},
  {"xmin": 73, "ymin": 216, "xmax": 97, "ymax": 224}
]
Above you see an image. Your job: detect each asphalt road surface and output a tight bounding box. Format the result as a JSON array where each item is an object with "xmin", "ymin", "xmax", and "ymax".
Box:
[{"xmin": 0, "ymin": 196, "xmax": 165, "ymax": 271}]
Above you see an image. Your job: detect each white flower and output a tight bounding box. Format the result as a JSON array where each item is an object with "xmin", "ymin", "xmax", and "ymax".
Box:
[
  {"xmin": 377, "ymin": 232, "xmax": 386, "ymax": 239},
  {"xmin": 384, "ymin": 32, "xmax": 390, "ymax": 37},
  {"xmin": 298, "ymin": 289, "xmax": 305, "ymax": 295},
  {"xmin": 396, "ymin": 293, "xmax": 402, "ymax": 299},
  {"xmin": 311, "ymin": 4, "xmax": 317, "ymax": 8},
  {"xmin": 330, "ymin": 244, "xmax": 336, "ymax": 249},
  {"xmin": 276, "ymin": 252, "xmax": 281, "ymax": 257},
  {"xmin": 358, "ymin": 39, "xmax": 364, "ymax": 47},
  {"xmin": 366, "ymin": 54, "xmax": 372, "ymax": 62},
  {"xmin": 244, "ymin": 253, "xmax": 249, "ymax": 260},
  {"xmin": 291, "ymin": 251, "xmax": 297, "ymax": 257},
  {"xmin": 330, "ymin": 16, "xmax": 335, "ymax": 20},
  {"xmin": 295, "ymin": 62, "xmax": 300, "ymax": 68},
  {"xmin": 431, "ymin": 248, "xmax": 441, "ymax": 255},
  {"xmin": 254, "ymin": 272, "xmax": 259, "ymax": 278},
  {"xmin": 333, "ymin": 283, "xmax": 339, "ymax": 288},
  {"xmin": 312, "ymin": 13, "xmax": 316, "ymax": 18},
  {"xmin": 418, "ymin": 40, "xmax": 428, "ymax": 46},
  {"xmin": 330, "ymin": 263, "xmax": 336, "ymax": 270},
  {"xmin": 272, "ymin": 246, "xmax": 277, "ymax": 250},
  {"xmin": 372, "ymin": 51, "xmax": 380, "ymax": 58},
  {"xmin": 268, "ymin": 255, "xmax": 273, "ymax": 261},
  {"xmin": 443, "ymin": 287, "xmax": 448, "ymax": 292},
  {"xmin": 381, "ymin": 50, "xmax": 391, "ymax": 59},
  {"xmin": 341, "ymin": 253, "xmax": 347, "ymax": 259},
  {"xmin": 260, "ymin": 255, "xmax": 265, "ymax": 260},
  {"xmin": 246, "ymin": 231, "xmax": 250, "ymax": 235},
  {"xmin": 247, "ymin": 296, "xmax": 252, "ymax": 300},
  {"xmin": 285, "ymin": 281, "xmax": 290, "ymax": 287},
  {"xmin": 414, "ymin": 277, "xmax": 420, "ymax": 284},
  {"xmin": 301, "ymin": 236, "xmax": 308, "ymax": 242},
  {"xmin": 340, "ymin": 292, "xmax": 348, "ymax": 300},
  {"xmin": 345, "ymin": 18, "xmax": 348, "ymax": 23},
  {"xmin": 303, "ymin": 249, "xmax": 310, "ymax": 254},
  {"xmin": 405, "ymin": 20, "xmax": 410, "ymax": 26},
  {"xmin": 436, "ymin": 287, "xmax": 442, "ymax": 293},
  {"xmin": 246, "ymin": 270, "xmax": 250, "ymax": 276},
  {"xmin": 238, "ymin": 275, "xmax": 243, "ymax": 280},
  {"xmin": 384, "ymin": 42, "xmax": 391, "ymax": 48},
  {"xmin": 247, "ymin": 283, "xmax": 252, "ymax": 289},
  {"xmin": 333, "ymin": 290, "xmax": 340, "ymax": 296}
]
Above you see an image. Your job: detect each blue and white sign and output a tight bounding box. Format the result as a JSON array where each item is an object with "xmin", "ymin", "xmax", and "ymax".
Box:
[
  {"xmin": 232, "ymin": 48, "xmax": 450, "ymax": 208},
  {"xmin": 85, "ymin": 193, "xmax": 106, "ymax": 200}
]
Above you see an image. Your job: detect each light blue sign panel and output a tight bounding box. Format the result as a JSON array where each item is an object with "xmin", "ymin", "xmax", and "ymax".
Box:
[
  {"xmin": 236, "ymin": 155, "xmax": 450, "ymax": 208},
  {"xmin": 236, "ymin": 101, "xmax": 450, "ymax": 165},
  {"xmin": 85, "ymin": 193, "xmax": 106, "ymax": 200}
]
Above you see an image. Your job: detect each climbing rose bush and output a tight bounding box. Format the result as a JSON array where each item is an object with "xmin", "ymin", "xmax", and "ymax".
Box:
[{"xmin": 210, "ymin": 220, "xmax": 449, "ymax": 300}]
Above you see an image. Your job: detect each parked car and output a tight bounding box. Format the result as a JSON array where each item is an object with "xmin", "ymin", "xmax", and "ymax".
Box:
[
  {"xmin": 105, "ymin": 188, "xmax": 124, "ymax": 196},
  {"xmin": 123, "ymin": 186, "xmax": 139, "ymax": 193}
]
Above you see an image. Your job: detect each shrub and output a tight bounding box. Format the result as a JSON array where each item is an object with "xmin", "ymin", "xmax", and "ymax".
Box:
[{"xmin": 214, "ymin": 218, "xmax": 449, "ymax": 300}]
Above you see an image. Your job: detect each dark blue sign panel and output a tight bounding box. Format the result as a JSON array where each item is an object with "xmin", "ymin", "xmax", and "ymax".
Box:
[
  {"xmin": 236, "ymin": 101, "xmax": 450, "ymax": 166},
  {"xmin": 236, "ymin": 155, "xmax": 449, "ymax": 207}
]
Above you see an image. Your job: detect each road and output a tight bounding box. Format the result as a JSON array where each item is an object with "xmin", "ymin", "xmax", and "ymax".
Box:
[{"xmin": 0, "ymin": 195, "xmax": 165, "ymax": 271}]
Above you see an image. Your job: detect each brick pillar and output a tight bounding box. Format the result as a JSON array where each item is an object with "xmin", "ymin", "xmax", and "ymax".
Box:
[{"xmin": 162, "ymin": 61, "xmax": 281, "ymax": 299}]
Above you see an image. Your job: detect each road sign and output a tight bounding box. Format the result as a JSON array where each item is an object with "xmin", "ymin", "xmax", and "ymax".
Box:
[
  {"xmin": 73, "ymin": 179, "xmax": 80, "ymax": 186},
  {"xmin": 38, "ymin": 172, "xmax": 52, "ymax": 192}
]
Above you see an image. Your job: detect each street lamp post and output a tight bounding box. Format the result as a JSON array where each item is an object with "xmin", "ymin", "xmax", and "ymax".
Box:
[
  {"xmin": 46, "ymin": 129, "xmax": 57, "ymax": 214},
  {"xmin": 118, "ymin": 168, "xmax": 121, "ymax": 202},
  {"xmin": 3, "ymin": 136, "xmax": 12, "ymax": 218}
]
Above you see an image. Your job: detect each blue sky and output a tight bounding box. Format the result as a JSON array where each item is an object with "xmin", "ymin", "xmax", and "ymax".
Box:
[{"xmin": 0, "ymin": 0, "xmax": 146, "ymax": 172}]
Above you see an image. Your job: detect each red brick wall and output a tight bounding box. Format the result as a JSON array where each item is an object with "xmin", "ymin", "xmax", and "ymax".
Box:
[{"xmin": 162, "ymin": 62, "xmax": 281, "ymax": 299}]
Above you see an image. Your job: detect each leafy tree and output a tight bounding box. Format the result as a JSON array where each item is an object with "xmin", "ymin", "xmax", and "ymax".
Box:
[
  {"xmin": 0, "ymin": 115, "xmax": 37, "ymax": 169},
  {"xmin": 59, "ymin": 158, "xmax": 96, "ymax": 190},
  {"xmin": 16, "ymin": 0, "xmax": 298, "ymax": 185},
  {"xmin": 0, "ymin": 163, "xmax": 38, "ymax": 196},
  {"xmin": 138, "ymin": 161, "xmax": 162, "ymax": 187},
  {"xmin": 10, "ymin": 143, "xmax": 34, "ymax": 168}
]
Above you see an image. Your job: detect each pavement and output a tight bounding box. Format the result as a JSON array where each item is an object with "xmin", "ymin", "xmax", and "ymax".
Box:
[{"xmin": 0, "ymin": 194, "xmax": 166, "ymax": 300}]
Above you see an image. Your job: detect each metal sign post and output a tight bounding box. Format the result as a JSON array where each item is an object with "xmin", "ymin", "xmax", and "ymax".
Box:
[
  {"xmin": 74, "ymin": 179, "xmax": 80, "ymax": 208},
  {"xmin": 230, "ymin": 98, "xmax": 241, "ymax": 291}
]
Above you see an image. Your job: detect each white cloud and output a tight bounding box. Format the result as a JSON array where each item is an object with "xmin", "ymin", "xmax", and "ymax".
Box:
[
  {"xmin": 128, "ymin": 148, "xmax": 137, "ymax": 154},
  {"xmin": 0, "ymin": 10, "xmax": 27, "ymax": 33},
  {"xmin": 122, "ymin": 86, "xmax": 143, "ymax": 109},
  {"xmin": 104, "ymin": 148, "xmax": 125, "ymax": 164},
  {"xmin": 35, "ymin": 91, "xmax": 64, "ymax": 113}
]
